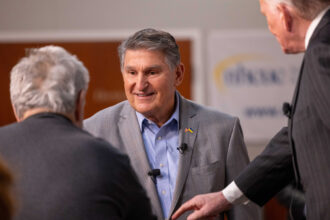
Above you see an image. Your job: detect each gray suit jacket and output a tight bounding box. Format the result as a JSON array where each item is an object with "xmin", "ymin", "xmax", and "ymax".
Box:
[{"xmin": 84, "ymin": 94, "xmax": 261, "ymax": 220}]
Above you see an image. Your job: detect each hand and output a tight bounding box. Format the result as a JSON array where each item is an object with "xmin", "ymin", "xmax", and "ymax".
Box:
[{"xmin": 171, "ymin": 191, "xmax": 232, "ymax": 220}]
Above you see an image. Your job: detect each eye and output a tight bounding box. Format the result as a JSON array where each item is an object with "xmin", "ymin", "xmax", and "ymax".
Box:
[
  {"xmin": 148, "ymin": 69, "xmax": 159, "ymax": 75},
  {"xmin": 127, "ymin": 71, "xmax": 136, "ymax": 75}
]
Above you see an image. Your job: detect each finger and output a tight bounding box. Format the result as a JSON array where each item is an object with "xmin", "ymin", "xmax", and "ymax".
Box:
[{"xmin": 171, "ymin": 200, "xmax": 196, "ymax": 220}]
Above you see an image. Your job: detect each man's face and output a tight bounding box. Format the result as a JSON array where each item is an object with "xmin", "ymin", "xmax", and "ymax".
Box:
[
  {"xmin": 122, "ymin": 49, "xmax": 183, "ymax": 125},
  {"xmin": 259, "ymin": 0, "xmax": 296, "ymax": 53}
]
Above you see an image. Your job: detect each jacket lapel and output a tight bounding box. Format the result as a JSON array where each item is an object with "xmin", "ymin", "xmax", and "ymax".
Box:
[
  {"xmin": 169, "ymin": 96, "xmax": 199, "ymax": 217},
  {"xmin": 118, "ymin": 102, "xmax": 164, "ymax": 219},
  {"xmin": 290, "ymin": 59, "xmax": 304, "ymax": 115}
]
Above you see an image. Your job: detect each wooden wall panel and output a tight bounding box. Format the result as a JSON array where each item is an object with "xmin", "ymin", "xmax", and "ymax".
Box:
[
  {"xmin": 264, "ymin": 198, "xmax": 288, "ymax": 220},
  {"xmin": 0, "ymin": 40, "xmax": 191, "ymax": 126}
]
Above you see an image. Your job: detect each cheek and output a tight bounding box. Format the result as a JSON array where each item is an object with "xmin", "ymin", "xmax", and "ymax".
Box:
[
  {"xmin": 266, "ymin": 15, "xmax": 276, "ymax": 32},
  {"xmin": 123, "ymin": 77, "xmax": 133, "ymax": 90},
  {"xmin": 267, "ymin": 21, "xmax": 275, "ymax": 34},
  {"xmin": 123, "ymin": 82, "xmax": 129, "ymax": 92}
]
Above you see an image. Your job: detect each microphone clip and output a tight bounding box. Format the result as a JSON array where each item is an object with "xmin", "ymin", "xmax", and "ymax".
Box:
[
  {"xmin": 147, "ymin": 169, "xmax": 161, "ymax": 183},
  {"xmin": 147, "ymin": 169, "xmax": 161, "ymax": 178},
  {"xmin": 282, "ymin": 102, "xmax": 292, "ymax": 118},
  {"xmin": 177, "ymin": 143, "xmax": 187, "ymax": 154}
]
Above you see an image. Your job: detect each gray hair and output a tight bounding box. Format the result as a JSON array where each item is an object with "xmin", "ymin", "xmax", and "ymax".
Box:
[
  {"xmin": 10, "ymin": 45, "xmax": 89, "ymax": 119},
  {"xmin": 118, "ymin": 28, "xmax": 181, "ymax": 71},
  {"xmin": 266, "ymin": 0, "xmax": 330, "ymax": 20}
]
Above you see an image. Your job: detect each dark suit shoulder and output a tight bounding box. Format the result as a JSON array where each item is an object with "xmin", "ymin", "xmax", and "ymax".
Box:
[
  {"xmin": 0, "ymin": 121, "xmax": 19, "ymax": 135},
  {"xmin": 309, "ymin": 11, "xmax": 330, "ymax": 46},
  {"xmin": 0, "ymin": 114, "xmax": 155, "ymax": 220}
]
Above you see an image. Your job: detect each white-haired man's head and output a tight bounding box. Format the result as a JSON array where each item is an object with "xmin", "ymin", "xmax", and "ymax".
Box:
[
  {"xmin": 259, "ymin": 0, "xmax": 330, "ymax": 53},
  {"xmin": 10, "ymin": 45, "xmax": 89, "ymax": 126},
  {"xmin": 263, "ymin": 0, "xmax": 330, "ymax": 20}
]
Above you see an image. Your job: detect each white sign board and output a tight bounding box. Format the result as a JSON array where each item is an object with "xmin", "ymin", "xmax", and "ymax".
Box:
[{"xmin": 207, "ymin": 30, "xmax": 303, "ymax": 142}]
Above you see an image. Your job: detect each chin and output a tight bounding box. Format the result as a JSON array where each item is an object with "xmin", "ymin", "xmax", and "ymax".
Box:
[{"xmin": 134, "ymin": 105, "xmax": 153, "ymax": 115}]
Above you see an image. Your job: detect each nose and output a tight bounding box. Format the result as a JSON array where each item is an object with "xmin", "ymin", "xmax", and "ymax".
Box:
[{"xmin": 136, "ymin": 73, "xmax": 148, "ymax": 91}]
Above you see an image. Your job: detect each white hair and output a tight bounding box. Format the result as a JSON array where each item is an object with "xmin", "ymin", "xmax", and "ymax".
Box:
[
  {"xmin": 264, "ymin": 0, "xmax": 330, "ymax": 20},
  {"xmin": 10, "ymin": 45, "xmax": 89, "ymax": 119}
]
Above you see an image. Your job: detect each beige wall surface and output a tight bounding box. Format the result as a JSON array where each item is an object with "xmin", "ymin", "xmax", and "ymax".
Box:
[{"xmin": 0, "ymin": 0, "xmax": 265, "ymax": 31}]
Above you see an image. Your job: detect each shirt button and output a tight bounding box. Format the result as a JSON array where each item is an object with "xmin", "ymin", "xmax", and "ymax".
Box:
[
  {"xmin": 162, "ymin": 190, "xmax": 166, "ymax": 195},
  {"xmin": 160, "ymin": 163, "xmax": 164, "ymax": 168},
  {"xmin": 157, "ymin": 136, "xmax": 162, "ymax": 140}
]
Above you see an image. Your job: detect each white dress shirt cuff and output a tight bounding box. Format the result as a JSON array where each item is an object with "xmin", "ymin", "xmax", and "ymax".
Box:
[{"xmin": 222, "ymin": 181, "xmax": 250, "ymax": 205}]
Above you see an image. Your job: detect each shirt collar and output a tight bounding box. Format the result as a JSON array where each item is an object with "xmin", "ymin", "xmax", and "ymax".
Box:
[
  {"xmin": 136, "ymin": 92, "xmax": 180, "ymax": 131},
  {"xmin": 305, "ymin": 6, "xmax": 330, "ymax": 49}
]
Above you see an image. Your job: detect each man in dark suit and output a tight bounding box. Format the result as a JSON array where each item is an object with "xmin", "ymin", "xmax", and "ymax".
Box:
[
  {"xmin": 0, "ymin": 45, "xmax": 155, "ymax": 220},
  {"xmin": 172, "ymin": 0, "xmax": 330, "ymax": 219}
]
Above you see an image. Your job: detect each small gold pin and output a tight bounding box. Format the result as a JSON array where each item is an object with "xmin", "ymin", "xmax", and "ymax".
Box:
[{"xmin": 185, "ymin": 128, "xmax": 194, "ymax": 133}]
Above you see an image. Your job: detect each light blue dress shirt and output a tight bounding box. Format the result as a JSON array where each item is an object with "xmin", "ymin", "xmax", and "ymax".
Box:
[{"xmin": 136, "ymin": 94, "xmax": 180, "ymax": 219}]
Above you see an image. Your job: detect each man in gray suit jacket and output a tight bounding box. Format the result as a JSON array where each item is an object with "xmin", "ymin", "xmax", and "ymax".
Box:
[
  {"xmin": 172, "ymin": 0, "xmax": 330, "ymax": 220},
  {"xmin": 0, "ymin": 46, "xmax": 155, "ymax": 220},
  {"xmin": 84, "ymin": 28, "xmax": 261, "ymax": 220}
]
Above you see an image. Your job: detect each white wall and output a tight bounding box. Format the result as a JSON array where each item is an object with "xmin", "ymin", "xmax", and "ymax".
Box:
[{"xmin": 0, "ymin": 0, "xmax": 265, "ymax": 31}]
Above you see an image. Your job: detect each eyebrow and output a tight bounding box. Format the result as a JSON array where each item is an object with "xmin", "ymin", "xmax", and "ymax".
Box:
[{"xmin": 124, "ymin": 65, "xmax": 163, "ymax": 71}]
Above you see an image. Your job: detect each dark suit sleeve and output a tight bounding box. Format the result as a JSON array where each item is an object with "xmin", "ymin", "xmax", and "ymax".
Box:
[
  {"xmin": 307, "ymin": 42, "xmax": 330, "ymax": 130},
  {"xmin": 234, "ymin": 127, "xmax": 295, "ymax": 206}
]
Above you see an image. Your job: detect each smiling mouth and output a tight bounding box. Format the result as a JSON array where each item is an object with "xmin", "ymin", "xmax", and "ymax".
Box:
[{"xmin": 135, "ymin": 92, "xmax": 155, "ymax": 97}]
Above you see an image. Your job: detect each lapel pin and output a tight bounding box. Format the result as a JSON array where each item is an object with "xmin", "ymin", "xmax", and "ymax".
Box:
[{"xmin": 185, "ymin": 128, "xmax": 194, "ymax": 134}]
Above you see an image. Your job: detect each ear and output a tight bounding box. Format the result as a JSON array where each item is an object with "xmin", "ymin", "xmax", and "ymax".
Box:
[
  {"xmin": 74, "ymin": 90, "xmax": 86, "ymax": 128},
  {"xmin": 278, "ymin": 3, "xmax": 293, "ymax": 32},
  {"xmin": 174, "ymin": 63, "xmax": 185, "ymax": 87}
]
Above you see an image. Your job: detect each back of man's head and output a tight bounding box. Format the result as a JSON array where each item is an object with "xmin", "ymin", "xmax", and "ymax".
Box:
[
  {"xmin": 10, "ymin": 46, "xmax": 89, "ymax": 120},
  {"xmin": 266, "ymin": 0, "xmax": 330, "ymax": 20}
]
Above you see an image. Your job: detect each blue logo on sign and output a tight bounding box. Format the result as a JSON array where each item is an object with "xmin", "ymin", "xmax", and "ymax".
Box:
[
  {"xmin": 224, "ymin": 64, "xmax": 284, "ymax": 86},
  {"xmin": 213, "ymin": 54, "xmax": 286, "ymax": 91}
]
